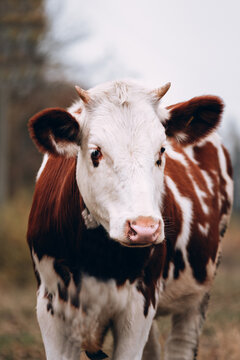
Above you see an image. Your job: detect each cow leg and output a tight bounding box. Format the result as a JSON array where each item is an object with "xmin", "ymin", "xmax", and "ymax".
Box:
[
  {"xmin": 164, "ymin": 293, "xmax": 209, "ymax": 360},
  {"xmin": 36, "ymin": 293, "xmax": 81, "ymax": 360},
  {"xmin": 112, "ymin": 297, "xmax": 156, "ymax": 360},
  {"xmin": 142, "ymin": 320, "xmax": 161, "ymax": 360}
]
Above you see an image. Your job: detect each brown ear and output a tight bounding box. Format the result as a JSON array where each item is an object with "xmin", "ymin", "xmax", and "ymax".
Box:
[
  {"xmin": 28, "ymin": 108, "xmax": 80, "ymax": 156},
  {"xmin": 165, "ymin": 96, "xmax": 224, "ymax": 144}
]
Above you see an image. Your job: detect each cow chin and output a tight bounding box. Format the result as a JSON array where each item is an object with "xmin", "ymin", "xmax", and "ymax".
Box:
[
  {"xmin": 118, "ymin": 237, "xmax": 164, "ymax": 248},
  {"xmin": 120, "ymin": 241, "xmax": 154, "ymax": 248}
]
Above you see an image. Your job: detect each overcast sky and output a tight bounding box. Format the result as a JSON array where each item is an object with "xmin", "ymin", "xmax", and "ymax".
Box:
[{"xmin": 44, "ymin": 0, "xmax": 240, "ymax": 135}]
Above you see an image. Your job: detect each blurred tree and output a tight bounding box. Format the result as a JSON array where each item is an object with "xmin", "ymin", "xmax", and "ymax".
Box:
[
  {"xmin": 231, "ymin": 132, "xmax": 240, "ymax": 212},
  {"xmin": 0, "ymin": 0, "xmax": 82, "ymax": 203},
  {"xmin": 0, "ymin": 0, "xmax": 45, "ymax": 203}
]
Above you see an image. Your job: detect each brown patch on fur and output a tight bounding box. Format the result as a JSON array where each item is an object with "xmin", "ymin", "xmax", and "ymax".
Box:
[
  {"xmin": 45, "ymin": 291, "xmax": 54, "ymax": 315},
  {"xmin": 136, "ymin": 242, "xmax": 167, "ymax": 316},
  {"xmin": 57, "ymin": 282, "xmax": 68, "ymax": 302},
  {"xmin": 193, "ymin": 141, "xmax": 232, "ymax": 218},
  {"xmin": 173, "ymin": 249, "xmax": 185, "ymax": 279},
  {"xmin": 163, "ymin": 146, "xmax": 222, "ymax": 283},
  {"xmin": 162, "ymin": 180, "xmax": 183, "ymax": 279},
  {"xmin": 54, "ymin": 259, "xmax": 71, "ymax": 287},
  {"xmin": 71, "ymin": 292, "xmax": 80, "ymax": 308},
  {"xmin": 46, "ymin": 302, "xmax": 54, "ymax": 315}
]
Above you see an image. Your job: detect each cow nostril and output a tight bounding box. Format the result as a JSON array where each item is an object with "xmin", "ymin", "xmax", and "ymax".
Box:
[
  {"xmin": 128, "ymin": 226, "xmax": 137, "ymax": 236},
  {"xmin": 126, "ymin": 217, "xmax": 161, "ymax": 244}
]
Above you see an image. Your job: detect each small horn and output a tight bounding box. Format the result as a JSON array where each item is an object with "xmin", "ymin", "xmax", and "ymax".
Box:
[
  {"xmin": 75, "ymin": 85, "xmax": 90, "ymax": 104},
  {"xmin": 155, "ymin": 82, "xmax": 171, "ymax": 101}
]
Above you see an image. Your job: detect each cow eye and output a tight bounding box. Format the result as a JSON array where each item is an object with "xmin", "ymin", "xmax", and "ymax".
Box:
[
  {"xmin": 156, "ymin": 147, "xmax": 165, "ymax": 167},
  {"xmin": 91, "ymin": 148, "xmax": 102, "ymax": 167},
  {"xmin": 91, "ymin": 149, "xmax": 101, "ymax": 159}
]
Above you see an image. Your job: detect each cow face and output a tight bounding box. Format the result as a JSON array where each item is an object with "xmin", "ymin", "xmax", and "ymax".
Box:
[{"xmin": 29, "ymin": 80, "xmax": 223, "ymax": 247}]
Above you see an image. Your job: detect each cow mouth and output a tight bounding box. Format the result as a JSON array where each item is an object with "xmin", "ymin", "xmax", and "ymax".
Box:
[{"xmin": 119, "ymin": 240, "xmax": 157, "ymax": 248}]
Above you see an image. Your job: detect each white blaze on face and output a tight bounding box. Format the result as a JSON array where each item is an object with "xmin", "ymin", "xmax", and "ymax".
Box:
[{"xmin": 75, "ymin": 81, "xmax": 167, "ymax": 244}]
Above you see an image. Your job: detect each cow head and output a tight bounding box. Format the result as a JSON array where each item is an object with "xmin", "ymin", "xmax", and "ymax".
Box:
[{"xmin": 29, "ymin": 80, "xmax": 223, "ymax": 247}]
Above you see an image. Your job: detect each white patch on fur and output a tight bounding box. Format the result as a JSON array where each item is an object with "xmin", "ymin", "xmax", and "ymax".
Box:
[
  {"xmin": 188, "ymin": 173, "xmax": 209, "ymax": 215},
  {"xmin": 36, "ymin": 153, "xmax": 49, "ymax": 181},
  {"xmin": 114, "ymin": 81, "xmax": 129, "ymax": 105},
  {"xmin": 81, "ymin": 208, "xmax": 99, "ymax": 229},
  {"xmin": 196, "ymin": 132, "xmax": 219, "ymax": 148},
  {"xmin": 217, "ymin": 144, "xmax": 233, "ymax": 209},
  {"xmin": 184, "ymin": 145, "xmax": 199, "ymax": 165},
  {"xmin": 167, "ymin": 143, "xmax": 188, "ymax": 166},
  {"xmin": 68, "ymin": 101, "xmax": 82, "ymax": 114},
  {"xmin": 205, "ymin": 134, "xmax": 233, "ymax": 230},
  {"xmin": 157, "ymin": 106, "xmax": 170, "ymax": 124},
  {"xmin": 50, "ymin": 136, "xmax": 79, "ymax": 157},
  {"xmin": 182, "ymin": 145, "xmax": 209, "ymax": 215},
  {"xmin": 36, "ymin": 293, "xmax": 81, "ymax": 360},
  {"xmin": 201, "ymin": 170, "xmax": 214, "ymax": 195},
  {"xmin": 33, "ymin": 253, "xmax": 59, "ymax": 291},
  {"xmin": 175, "ymin": 132, "xmax": 188, "ymax": 143},
  {"xmin": 33, "ymin": 253, "xmax": 157, "ymax": 360},
  {"xmin": 158, "ymin": 263, "xmax": 210, "ymax": 316},
  {"xmin": 165, "ymin": 176, "xmax": 193, "ymax": 255},
  {"xmin": 198, "ymin": 222, "xmax": 210, "ymax": 236}
]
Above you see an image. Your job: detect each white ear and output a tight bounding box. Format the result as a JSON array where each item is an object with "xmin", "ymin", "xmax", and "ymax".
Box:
[{"xmin": 50, "ymin": 136, "xmax": 80, "ymax": 157}]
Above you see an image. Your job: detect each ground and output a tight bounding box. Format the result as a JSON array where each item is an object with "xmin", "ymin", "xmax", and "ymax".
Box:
[{"xmin": 0, "ymin": 194, "xmax": 239, "ymax": 359}]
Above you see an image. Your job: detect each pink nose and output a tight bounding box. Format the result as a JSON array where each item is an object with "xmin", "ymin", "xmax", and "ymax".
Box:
[{"xmin": 127, "ymin": 217, "xmax": 160, "ymax": 244}]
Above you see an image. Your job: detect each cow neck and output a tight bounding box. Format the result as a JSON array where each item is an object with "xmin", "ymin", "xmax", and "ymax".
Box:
[{"xmin": 78, "ymin": 197, "xmax": 167, "ymax": 286}]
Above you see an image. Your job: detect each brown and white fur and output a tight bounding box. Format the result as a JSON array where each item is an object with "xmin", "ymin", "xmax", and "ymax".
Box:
[{"xmin": 27, "ymin": 80, "xmax": 233, "ymax": 360}]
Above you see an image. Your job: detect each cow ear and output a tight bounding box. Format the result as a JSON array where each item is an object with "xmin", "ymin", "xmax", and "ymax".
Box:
[
  {"xmin": 164, "ymin": 96, "xmax": 224, "ymax": 144},
  {"xmin": 28, "ymin": 108, "xmax": 81, "ymax": 157}
]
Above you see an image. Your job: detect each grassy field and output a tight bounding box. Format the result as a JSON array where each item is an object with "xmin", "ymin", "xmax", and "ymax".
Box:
[{"xmin": 0, "ymin": 193, "xmax": 239, "ymax": 359}]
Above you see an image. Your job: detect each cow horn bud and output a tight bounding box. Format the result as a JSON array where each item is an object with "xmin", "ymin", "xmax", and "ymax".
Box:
[
  {"xmin": 155, "ymin": 82, "xmax": 171, "ymax": 101},
  {"xmin": 75, "ymin": 85, "xmax": 90, "ymax": 104}
]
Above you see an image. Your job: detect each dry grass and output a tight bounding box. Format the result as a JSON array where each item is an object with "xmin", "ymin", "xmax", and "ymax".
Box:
[{"xmin": 0, "ymin": 194, "xmax": 239, "ymax": 359}]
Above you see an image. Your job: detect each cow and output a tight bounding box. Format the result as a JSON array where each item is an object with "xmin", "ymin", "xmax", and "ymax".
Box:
[{"xmin": 27, "ymin": 80, "xmax": 233, "ymax": 360}]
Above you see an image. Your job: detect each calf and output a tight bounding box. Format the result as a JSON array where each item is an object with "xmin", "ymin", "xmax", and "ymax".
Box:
[{"xmin": 27, "ymin": 80, "xmax": 233, "ymax": 360}]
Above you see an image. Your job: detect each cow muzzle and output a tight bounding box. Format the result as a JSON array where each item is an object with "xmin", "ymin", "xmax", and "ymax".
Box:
[{"xmin": 125, "ymin": 216, "xmax": 161, "ymax": 247}]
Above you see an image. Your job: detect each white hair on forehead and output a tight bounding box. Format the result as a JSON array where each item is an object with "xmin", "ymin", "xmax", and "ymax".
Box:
[
  {"xmin": 114, "ymin": 81, "xmax": 129, "ymax": 105},
  {"xmin": 88, "ymin": 79, "xmax": 153, "ymax": 106},
  {"xmin": 71, "ymin": 79, "xmax": 170, "ymax": 126}
]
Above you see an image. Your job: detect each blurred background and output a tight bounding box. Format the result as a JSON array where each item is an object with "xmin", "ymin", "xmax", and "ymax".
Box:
[{"xmin": 0, "ymin": 0, "xmax": 239, "ymax": 359}]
